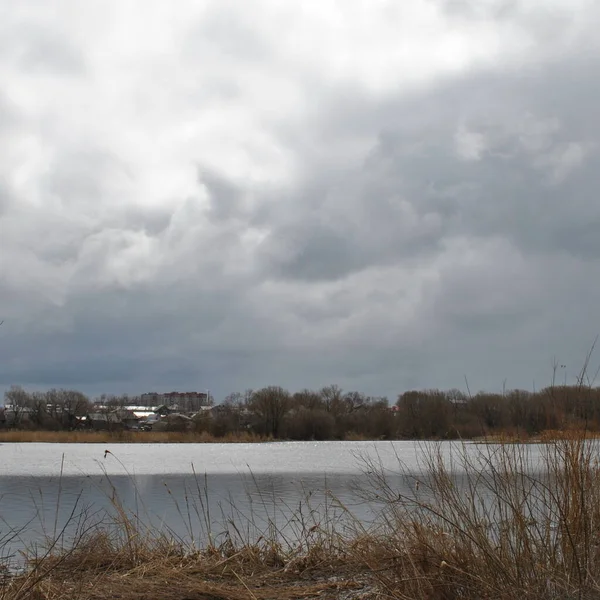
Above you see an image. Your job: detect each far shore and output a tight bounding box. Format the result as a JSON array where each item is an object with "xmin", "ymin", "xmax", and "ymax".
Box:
[
  {"xmin": 0, "ymin": 430, "xmax": 270, "ymax": 444},
  {"xmin": 0, "ymin": 428, "xmax": 594, "ymax": 444}
]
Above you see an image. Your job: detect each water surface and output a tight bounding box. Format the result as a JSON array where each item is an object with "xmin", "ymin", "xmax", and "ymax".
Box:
[{"xmin": 0, "ymin": 440, "xmax": 546, "ymax": 566}]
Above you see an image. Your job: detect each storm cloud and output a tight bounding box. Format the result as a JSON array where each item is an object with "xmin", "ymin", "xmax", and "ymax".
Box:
[{"xmin": 1, "ymin": 0, "xmax": 600, "ymax": 400}]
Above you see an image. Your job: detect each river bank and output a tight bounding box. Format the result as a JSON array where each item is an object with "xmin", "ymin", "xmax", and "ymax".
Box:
[
  {"xmin": 0, "ymin": 427, "xmax": 595, "ymax": 444},
  {"xmin": 0, "ymin": 430, "xmax": 271, "ymax": 443},
  {"xmin": 2, "ymin": 531, "xmax": 383, "ymax": 600}
]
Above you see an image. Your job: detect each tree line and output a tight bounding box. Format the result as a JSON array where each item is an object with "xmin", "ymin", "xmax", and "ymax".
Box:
[
  {"xmin": 199, "ymin": 384, "xmax": 600, "ymax": 439},
  {"xmin": 1, "ymin": 386, "xmax": 91, "ymax": 430},
  {"xmin": 3, "ymin": 383, "xmax": 600, "ymax": 438}
]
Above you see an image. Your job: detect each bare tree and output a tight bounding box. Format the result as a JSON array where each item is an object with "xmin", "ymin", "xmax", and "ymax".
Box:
[
  {"xmin": 223, "ymin": 391, "xmax": 251, "ymax": 408},
  {"xmin": 59, "ymin": 389, "xmax": 91, "ymax": 427},
  {"xmin": 104, "ymin": 394, "xmax": 131, "ymax": 409},
  {"xmin": 43, "ymin": 389, "xmax": 91, "ymax": 428},
  {"xmin": 4, "ymin": 385, "xmax": 32, "ymax": 427},
  {"xmin": 293, "ymin": 389, "xmax": 325, "ymax": 410},
  {"xmin": 248, "ymin": 386, "xmax": 291, "ymax": 437},
  {"xmin": 320, "ymin": 384, "xmax": 344, "ymax": 413},
  {"xmin": 29, "ymin": 391, "xmax": 51, "ymax": 428}
]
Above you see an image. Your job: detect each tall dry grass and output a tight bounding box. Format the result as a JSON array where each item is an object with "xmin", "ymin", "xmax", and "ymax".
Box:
[{"xmin": 355, "ymin": 434, "xmax": 600, "ymax": 598}]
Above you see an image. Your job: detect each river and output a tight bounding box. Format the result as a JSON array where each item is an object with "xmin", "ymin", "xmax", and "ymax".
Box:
[{"xmin": 0, "ymin": 440, "xmax": 547, "ymax": 567}]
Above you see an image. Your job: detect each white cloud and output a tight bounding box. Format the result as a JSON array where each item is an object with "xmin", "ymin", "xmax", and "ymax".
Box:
[
  {"xmin": 536, "ymin": 141, "xmax": 595, "ymax": 184},
  {"xmin": 455, "ymin": 125, "xmax": 487, "ymax": 160}
]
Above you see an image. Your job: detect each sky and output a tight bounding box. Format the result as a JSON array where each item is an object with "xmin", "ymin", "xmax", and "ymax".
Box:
[{"xmin": 1, "ymin": 0, "xmax": 600, "ymax": 402}]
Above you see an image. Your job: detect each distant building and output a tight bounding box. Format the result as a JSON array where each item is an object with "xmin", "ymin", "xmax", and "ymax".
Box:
[
  {"xmin": 140, "ymin": 393, "xmax": 163, "ymax": 406},
  {"xmin": 86, "ymin": 412, "xmax": 123, "ymax": 430},
  {"xmin": 140, "ymin": 391, "xmax": 210, "ymax": 412},
  {"xmin": 112, "ymin": 409, "xmax": 141, "ymax": 429}
]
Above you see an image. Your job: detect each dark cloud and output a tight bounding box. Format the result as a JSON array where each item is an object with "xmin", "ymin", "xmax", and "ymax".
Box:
[
  {"xmin": 254, "ymin": 54, "xmax": 600, "ymax": 285},
  {"xmin": 0, "ymin": 181, "xmax": 12, "ymax": 216},
  {"xmin": 200, "ymin": 167, "xmax": 244, "ymax": 222},
  {"xmin": 1, "ymin": 1, "xmax": 600, "ymax": 400}
]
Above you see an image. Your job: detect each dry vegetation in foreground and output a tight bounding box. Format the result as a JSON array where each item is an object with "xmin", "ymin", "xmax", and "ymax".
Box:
[
  {"xmin": 4, "ymin": 432, "xmax": 600, "ymax": 599},
  {"xmin": 3, "ymin": 531, "xmax": 381, "ymax": 600}
]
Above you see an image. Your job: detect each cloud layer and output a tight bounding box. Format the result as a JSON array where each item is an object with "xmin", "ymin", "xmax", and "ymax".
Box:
[{"xmin": 1, "ymin": 0, "xmax": 600, "ymax": 399}]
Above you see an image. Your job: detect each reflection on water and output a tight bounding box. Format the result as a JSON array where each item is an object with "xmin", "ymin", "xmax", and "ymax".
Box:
[
  {"xmin": 0, "ymin": 439, "xmax": 429, "ymax": 565},
  {"xmin": 0, "ymin": 470, "xmax": 407, "ymax": 567}
]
